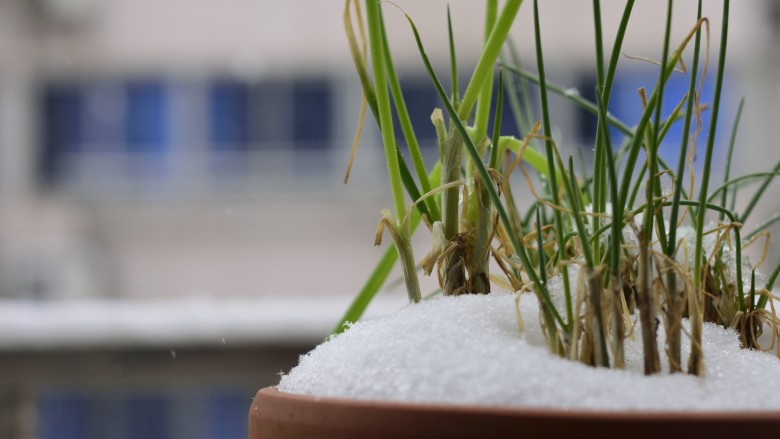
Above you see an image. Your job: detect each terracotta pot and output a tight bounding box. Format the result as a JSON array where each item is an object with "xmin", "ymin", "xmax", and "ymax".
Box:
[{"xmin": 249, "ymin": 386, "xmax": 780, "ymax": 438}]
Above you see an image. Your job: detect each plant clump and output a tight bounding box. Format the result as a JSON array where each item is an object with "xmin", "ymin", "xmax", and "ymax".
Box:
[{"xmin": 338, "ymin": 0, "xmax": 780, "ymax": 376}]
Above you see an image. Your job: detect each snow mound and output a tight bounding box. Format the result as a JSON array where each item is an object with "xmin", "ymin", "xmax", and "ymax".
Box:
[{"xmin": 279, "ymin": 292, "xmax": 780, "ymax": 411}]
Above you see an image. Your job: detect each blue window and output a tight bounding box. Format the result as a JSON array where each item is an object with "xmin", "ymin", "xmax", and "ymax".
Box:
[
  {"xmin": 207, "ymin": 389, "xmax": 249, "ymax": 439},
  {"xmin": 386, "ymin": 73, "xmax": 528, "ymax": 167},
  {"xmin": 393, "ymin": 77, "xmax": 440, "ymax": 149},
  {"xmin": 38, "ymin": 391, "xmax": 91, "ymax": 439},
  {"xmin": 38, "ymin": 387, "xmax": 251, "ymax": 439},
  {"xmin": 40, "ymin": 78, "xmax": 173, "ymax": 188},
  {"xmin": 209, "ymin": 79, "xmax": 250, "ymax": 151},
  {"xmin": 125, "ymin": 80, "xmax": 169, "ymax": 153},
  {"xmin": 575, "ymin": 74, "xmax": 599, "ymax": 143},
  {"xmin": 571, "ymin": 68, "xmax": 729, "ymax": 179},
  {"xmin": 38, "ymin": 75, "xmax": 345, "ymax": 192},
  {"xmin": 40, "ymin": 83, "xmax": 84, "ymax": 183},
  {"xmin": 608, "ymin": 69, "xmax": 722, "ymax": 166},
  {"xmin": 292, "ymin": 79, "xmax": 332, "ymax": 149},
  {"xmin": 126, "ymin": 394, "xmax": 171, "ymax": 439}
]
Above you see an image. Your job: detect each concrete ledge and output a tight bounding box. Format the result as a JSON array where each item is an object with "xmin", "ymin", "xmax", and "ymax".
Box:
[{"xmin": 0, "ymin": 296, "xmax": 403, "ymax": 350}]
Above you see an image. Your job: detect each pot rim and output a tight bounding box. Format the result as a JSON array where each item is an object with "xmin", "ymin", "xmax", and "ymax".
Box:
[{"xmin": 257, "ymin": 386, "xmax": 780, "ymax": 421}]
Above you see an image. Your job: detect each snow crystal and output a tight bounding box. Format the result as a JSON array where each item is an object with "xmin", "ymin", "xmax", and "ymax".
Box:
[{"xmin": 279, "ymin": 292, "xmax": 780, "ymax": 411}]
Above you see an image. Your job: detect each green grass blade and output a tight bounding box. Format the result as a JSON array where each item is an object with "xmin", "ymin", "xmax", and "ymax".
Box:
[
  {"xmin": 592, "ymin": 0, "xmax": 605, "ymax": 88},
  {"xmin": 694, "ymin": 0, "xmax": 730, "ymax": 305},
  {"xmin": 651, "ymin": 0, "xmax": 673, "ymax": 179},
  {"xmin": 332, "ymin": 242, "xmax": 399, "ymax": 335},
  {"xmin": 489, "ymin": 70, "xmax": 506, "ymax": 170},
  {"xmin": 749, "ymin": 269, "xmax": 756, "ymax": 312},
  {"xmin": 528, "ymin": 7, "xmax": 562, "ymax": 215},
  {"xmin": 378, "ymin": 6, "xmax": 439, "ymax": 222},
  {"xmin": 504, "ymin": 40, "xmax": 537, "ymax": 139},
  {"xmin": 767, "ymin": 261, "xmax": 780, "ymax": 291},
  {"xmin": 350, "ymin": 32, "xmax": 433, "ymax": 223},
  {"xmin": 720, "ymin": 98, "xmax": 745, "ymax": 222},
  {"xmin": 740, "ymin": 158, "xmax": 780, "ymax": 223},
  {"xmin": 591, "ymin": 0, "xmax": 605, "ymax": 263},
  {"xmin": 617, "ymin": 62, "xmax": 678, "ymax": 211},
  {"xmin": 473, "ymin": 0, "xmax": 499, "ymax": 140},
  {"xmin": 627, "ymin": 162, "xmax": 647, "ymax": 210},
  {"xmin": 397, "ymin": 150, "xmax": 434, "ymax": 221},
  {"xmin": 365, "ymin": 0, "xmax": 425, "ymax": 304},
  {"xmin": 365, "ymin": 0, "xmax": 406, "ymax": 222},
  {"xmin": 744, "ymin": 212, "xmax": 780, "ymax": 242},
  {"xmin": 404, "ymin": 10, "xmax": 565, "ymax": 329},
  {"xmin": 567, "ymin": 156, "xmax": 594, "ymax": 268},
  {"xmin": 757, "ymin": 260, "xmax": 780, "ymax": 310},
  {"xmin": 533, "ymin": 0, "xmax": 573, "ymax": 326},
  {"xmin": 458, "ymin": 0, "xmax": 524, "ymax": 121},
  {"xmin": 595, "ymin": 0, "xmax": 635, "ymax": 236},
  {"xmin": 595, "ymin": 86, "xmax": 623, "ymax": 280},
  {"xmin": 344, "ymin": 0, "xmax": 378, "ymax": 114},
  {"xmin": 657, "ymin": 95, "xmax": 687, "ymax": 145},
  {"xmin": 535, "ymin": 205, "xmax": 548, "ymax": 284},
  {"xmin": 499, "ymin": 136, "xmax": 557, "ymax": 182},
  {"xmin": 332, "ymin": 161, "xmax": 442, "ymax": 334},
  {"xmin": 502, "ymin": 66, "xmax": 633, "ymax": 136},
  {"xmin": 500, "ymin": 55, "xmax": 531, "ymax": 140},
  {"xmin": 601, "ymin": 0, "xmax": 635, "ymax": 107},
  {"xmin": 638, "ymin": 0, "xmax": 675, "ymax": 256},
  {"xmin": 708, "ymin": 172, "xmax": 780, "ymax": 204},
  {"xmin": 348, "ymin": 30, "xmax": 432, "ymax": 224},
  {"xmin": 667, "ymin": 0, "xmax": 703, "ymax": 256},
  {"xmin": 447, "ymin": 5, "xmax": 459, "ymax": 105}
]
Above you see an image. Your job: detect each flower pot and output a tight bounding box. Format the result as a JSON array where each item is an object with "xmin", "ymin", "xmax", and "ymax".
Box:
[{"xmin": 248, "ymin": 386, "xmax": 780, "ymax": 439}]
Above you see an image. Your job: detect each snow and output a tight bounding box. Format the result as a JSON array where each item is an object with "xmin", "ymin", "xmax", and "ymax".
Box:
[
  {"xmin": 0, "ymin": 296, "xmax": 401, "ymax": 350},
  {"xmin": 279, "ymin": 291, "xmax": 780, "ymax": 411}
]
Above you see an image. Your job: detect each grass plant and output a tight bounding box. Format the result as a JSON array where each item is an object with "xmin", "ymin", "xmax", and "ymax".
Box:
[{"xmin": 337, "ymin": 0, "xmax": 780, "ymax": 375}]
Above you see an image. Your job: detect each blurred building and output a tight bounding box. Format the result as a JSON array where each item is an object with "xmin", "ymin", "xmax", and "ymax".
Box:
[
  {"xmin": 0, "ymin": 0, "xmax": 775, "ymax": 300},
  {"xmin": 0, "ymin": 0, "xmax": 776, "ymax": 437}
]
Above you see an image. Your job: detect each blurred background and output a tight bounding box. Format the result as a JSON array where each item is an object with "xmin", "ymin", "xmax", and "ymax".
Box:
[{"xmin": 0, "ymin": 0, "xmax": 776, "ymax": 437}]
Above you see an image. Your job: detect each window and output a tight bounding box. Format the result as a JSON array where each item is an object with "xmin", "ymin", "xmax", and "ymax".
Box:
[
  {"xmin": 208, "ymin": 80, "xmax": 250, "ymax": 151},
  {"xmin": 606, "ymin": 69, "xmax": 722, "ymax": 166},
  {"xmin": 575, "ymin": 74, "xmax": 598, "ymax": 144},
  {"xmin": 291, "ymin": 79, "xmax": 332, "ymax": 149},
  {"xmin": 40, "ymin": 83, "xmax": 84, "ymax": 184},
  {"xmin": 392, "ymin": 77, "xmax": 440, "ymax": 148},
  {"xmin": 38, "ymin": 75, "xmax": 341, "ymax": 196},
  {"xmin": 571, "ymin": 68, "xmax": 728, "ymax": 176},
  {"xmin": 125, "ymin": 80, "xmax": 169, "ymax": 153},
  {"xmin": 383, "ymin": 73, "xmax": 527, "ymax": 168},
  {"xmin": 38, "ymin": 387, "xmax": 249, "ymax": 439}
]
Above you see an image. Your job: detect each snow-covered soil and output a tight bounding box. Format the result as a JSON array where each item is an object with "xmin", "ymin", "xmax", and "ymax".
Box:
[{"xmin": 280, "ymin": 291, "xmax": 780, "ymax": 411}]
